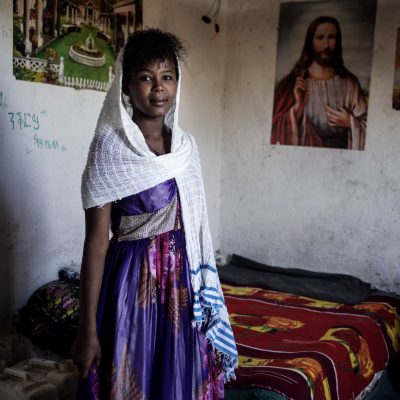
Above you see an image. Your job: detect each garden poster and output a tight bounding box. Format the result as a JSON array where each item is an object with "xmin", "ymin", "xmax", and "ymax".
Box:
[{"xmin": 13, "ymin": 0, "xmax": 143, "ymax": 91}]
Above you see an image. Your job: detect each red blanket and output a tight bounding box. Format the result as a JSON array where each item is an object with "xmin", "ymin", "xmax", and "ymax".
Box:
[{"xmin": 223, "ymin": 284, "xmax": 399, "ymax": 400}]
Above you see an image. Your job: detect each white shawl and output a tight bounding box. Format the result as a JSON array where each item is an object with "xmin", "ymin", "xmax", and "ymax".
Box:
[{"xmin": 81, "ymin": 50, "xmax": 237, "ymax": 380}]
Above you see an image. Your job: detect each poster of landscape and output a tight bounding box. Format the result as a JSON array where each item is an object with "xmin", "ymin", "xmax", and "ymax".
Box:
[{"xmin": 12, "ymin": 0, "xmax": 143, "ymax": 91}]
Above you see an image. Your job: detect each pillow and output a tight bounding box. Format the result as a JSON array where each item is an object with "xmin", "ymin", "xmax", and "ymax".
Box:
[{"xmin": 218, "ymin": 254, "xmax": 371, "ymax": 304}]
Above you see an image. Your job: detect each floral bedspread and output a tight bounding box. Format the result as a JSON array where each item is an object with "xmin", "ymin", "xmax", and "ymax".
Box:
[{"xmin": 223, "ymin": 284, "xmax": 399, "ymax": 400}]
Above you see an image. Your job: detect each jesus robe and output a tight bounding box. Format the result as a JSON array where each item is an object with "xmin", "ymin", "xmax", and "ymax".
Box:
[{"xmin": 271, "ymin": 74, "xmax": 367, "ymax": 150}]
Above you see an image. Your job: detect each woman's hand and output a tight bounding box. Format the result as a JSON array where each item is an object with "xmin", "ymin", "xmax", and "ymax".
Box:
[
  {"xmin": 72, "ymin": 330, "xmax": 102, "ymax": 379},
  {"xmin": 72, "ymin": 204, "xmax": 111, "ymax": 379},
  {"xmin": 326, "ymin": 106, "xmax": 351, "ymax": 128}
]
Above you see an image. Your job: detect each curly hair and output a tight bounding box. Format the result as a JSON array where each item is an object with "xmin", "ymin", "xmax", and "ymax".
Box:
[{"xmin": 122, "ymin": 28, "xmax": 187, "ymax": 89}]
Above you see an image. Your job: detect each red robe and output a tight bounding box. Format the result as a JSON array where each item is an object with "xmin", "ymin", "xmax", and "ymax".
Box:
[{"xmin": 271, "ymin": 73, "xmax": 367, "ymax": 150}]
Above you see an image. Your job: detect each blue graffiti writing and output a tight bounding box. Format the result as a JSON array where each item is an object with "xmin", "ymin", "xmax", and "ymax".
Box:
[
  {"xmin": 34, "ymin": 134, "xmax": 59, "ymax": 150},
  {"xmin": 0, "ymin": 92, "xmax": 7, "ymax": 110},
  {"xmin": 4, "ymin": 105, "xmax": 66, "ymax": 152},
  {"xmin": 8, "ymin": 112, "xmax": 40, "ymax": 131}
]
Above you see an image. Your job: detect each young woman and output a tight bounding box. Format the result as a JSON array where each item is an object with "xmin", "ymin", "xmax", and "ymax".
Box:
[{"xmin": 72, "ymin": 29, "xmax": 237, "ymax": 400}]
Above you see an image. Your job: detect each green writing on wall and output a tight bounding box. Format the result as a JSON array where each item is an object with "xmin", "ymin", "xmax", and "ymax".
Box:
[{"xmin": 1, "ymin": 90, "xmax": 67, "ymax": 152}]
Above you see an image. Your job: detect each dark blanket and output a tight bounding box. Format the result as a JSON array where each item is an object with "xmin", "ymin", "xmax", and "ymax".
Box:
[{"xmin": 218, "ymin": 254, "xmax": 371, "ymax": 304}]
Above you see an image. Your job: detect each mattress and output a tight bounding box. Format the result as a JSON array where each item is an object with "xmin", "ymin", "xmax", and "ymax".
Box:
[{"xmin": 220, "ymin": 255, "xmax": 400, "ymax": 400}]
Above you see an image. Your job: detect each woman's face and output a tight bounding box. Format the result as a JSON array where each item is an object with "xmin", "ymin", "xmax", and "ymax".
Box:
[{"xmin": 124, "ymin": 58, "xmax": 178, "ymax": 120}]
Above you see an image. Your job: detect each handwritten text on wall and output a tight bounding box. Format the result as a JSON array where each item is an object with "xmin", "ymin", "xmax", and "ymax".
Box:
[{"xmin": 0, "ymin": 90, "xmax": 67, "ymax": 152}]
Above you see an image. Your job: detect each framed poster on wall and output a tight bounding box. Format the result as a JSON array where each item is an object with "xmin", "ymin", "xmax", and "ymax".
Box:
[
  {"xmin": 271, "ymin": 0, "xmax": 377, "ymax": 150},
  {"xmin": 12, "ymin": 0, "xmax": 143, "ymax": 91},
  {"xmin": 393, "ymin": 28, "xmax": 400, "ymax": 110}
]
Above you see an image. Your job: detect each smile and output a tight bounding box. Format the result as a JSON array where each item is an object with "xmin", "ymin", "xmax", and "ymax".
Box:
[{"xmin": 149, "ymin": 97, "xmax": 168, "ymax": 105}]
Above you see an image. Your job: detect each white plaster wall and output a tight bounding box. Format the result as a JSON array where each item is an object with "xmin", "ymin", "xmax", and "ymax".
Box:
[
  {"xmin": 0, "ymin": 0, "xmax": 223, "ymax": 319},
  {"xmin": 0, "ymin": 3, "xmax": 101, "ymax": 321},
  {"xmin": 219, "ymin": 0, "xmax": 400, "ymax": 293}
]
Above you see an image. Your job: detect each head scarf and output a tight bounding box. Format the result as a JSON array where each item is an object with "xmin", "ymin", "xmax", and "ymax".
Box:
[{"xmin": 81, "ymin": 48, "xmax": 237, "ymax": 380}]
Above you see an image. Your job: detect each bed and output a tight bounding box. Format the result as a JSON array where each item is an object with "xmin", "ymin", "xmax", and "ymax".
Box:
[
  {"xmin": 219, "ymin": 255, "xmax": 400, "ymax": 400},
  {"xmin": 17, "ymin": 257, "xmax": 400, "ymax": 399}
]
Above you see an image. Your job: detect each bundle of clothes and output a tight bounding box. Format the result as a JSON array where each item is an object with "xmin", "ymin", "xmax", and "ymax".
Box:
[{"xmin": 17, "ymin": 267, "xmax": 80, "ymax": 355}]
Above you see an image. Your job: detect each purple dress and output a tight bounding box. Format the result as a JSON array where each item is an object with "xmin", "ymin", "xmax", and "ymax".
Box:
[{"xmin": 77, "ymin": 179, "xmax": 224, "ymax": 400}]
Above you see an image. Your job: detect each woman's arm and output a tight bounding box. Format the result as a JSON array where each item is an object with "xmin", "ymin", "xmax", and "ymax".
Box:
[{"xmin": 72, "ymin": 203, "xmax": 111, "ymax": 378}]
